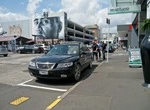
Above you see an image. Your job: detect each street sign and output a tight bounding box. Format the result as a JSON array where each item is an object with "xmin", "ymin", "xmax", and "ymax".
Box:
[{"xmin": 108, "ymin": 4, "xmax": 141, "ymax": 15}]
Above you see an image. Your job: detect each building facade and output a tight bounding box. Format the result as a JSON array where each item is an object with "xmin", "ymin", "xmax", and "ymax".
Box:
[
  {"xmin": 84, "ymin": 24, "xmax": 101, "ymax": 40},
  {"xmin": 115, "ymin": 0, "xmax": 148, "ymax": 48},
  {"xmin": 0, "ymin": 12, "xmax": 95, "ymax": 44},
  {"xmin": 101, "ymin": 33, "xmax": 118, "ymax": 44}
]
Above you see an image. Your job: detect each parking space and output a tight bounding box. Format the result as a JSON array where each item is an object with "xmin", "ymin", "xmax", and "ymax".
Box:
[{"xmin": 0, "ymin": 53, "xmax": 99, "ymax": 110}]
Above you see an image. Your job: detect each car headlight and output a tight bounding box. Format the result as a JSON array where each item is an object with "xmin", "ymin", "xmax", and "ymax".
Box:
[
  {"xmin": 29, "ymin": 61, "xmax": 36, "ymax": 67},
  {"xmin": 57, "ymin": 62, "xmax": 73, "ymax": 68}
]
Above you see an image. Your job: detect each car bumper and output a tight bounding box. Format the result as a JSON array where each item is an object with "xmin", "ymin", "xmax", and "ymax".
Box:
[{"xmin": 28, "ymin": 67, "xmax": 74, "ymax": 79}]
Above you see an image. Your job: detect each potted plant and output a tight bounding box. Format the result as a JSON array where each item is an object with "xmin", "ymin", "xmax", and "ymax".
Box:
[{"xmin": 140, "ymin": 18, "xmax": 150, "ymax": 87}]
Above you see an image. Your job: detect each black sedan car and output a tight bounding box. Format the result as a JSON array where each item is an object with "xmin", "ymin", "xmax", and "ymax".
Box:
[{"xmin": 28, "ymin": 42, "xmax": 93, "ymax": 81}]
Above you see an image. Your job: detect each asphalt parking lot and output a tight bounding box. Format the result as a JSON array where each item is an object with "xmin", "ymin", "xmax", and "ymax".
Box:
[{"xmin": 0, "ymin": 52, "xmax": 99, "ymax": 110}]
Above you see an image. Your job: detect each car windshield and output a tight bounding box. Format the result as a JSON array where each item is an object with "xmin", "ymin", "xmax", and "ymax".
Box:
[{"xmin": 47, "ymin": 44, "xmax": 79, "ymax": 55}]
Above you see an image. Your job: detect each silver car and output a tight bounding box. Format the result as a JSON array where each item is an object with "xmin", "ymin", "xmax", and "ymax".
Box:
[{"xmin": 0, "ymin": 45, "xmax": 8, "ymax": 57}]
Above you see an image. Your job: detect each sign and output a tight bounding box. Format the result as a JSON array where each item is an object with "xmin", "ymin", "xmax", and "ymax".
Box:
[
  {"xmin": 108, "ymin": 4, "xmax": 141, "ymax": 15},
  {"xmin": 111, "ymin": 0, "xmax": 138, "ymax": 7},
  {"xmin": 128, "ymin": 48, "xmax": 142, "ymax": 67}
]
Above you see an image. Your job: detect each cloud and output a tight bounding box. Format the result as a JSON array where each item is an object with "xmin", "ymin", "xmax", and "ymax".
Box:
[
  {"xmin": 26, "ymin": 0, "xmax": 43, "ymax": 16},
  {"xmin": 59, "ymin": 0, "xmax": 132, "ymax": 33},
  {"xmin": 0, "ymin": 12, "xmax": 28, "ymax": 22},
  {"xmin": 97, "ymin": 8, "xmax": 132, "ymax": 33},
  {"xmin": 0, "ymin": 6, "xmax": 28, "ymax": 22}
]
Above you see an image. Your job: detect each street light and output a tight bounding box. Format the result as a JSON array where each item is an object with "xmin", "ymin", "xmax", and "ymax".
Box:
[{"xmin": 106, "ymin": 18, "xmax": 110, "ymax": 62}]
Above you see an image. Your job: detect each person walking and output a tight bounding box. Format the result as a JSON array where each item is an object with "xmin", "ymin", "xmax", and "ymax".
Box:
[
  {"xmin": 92, "ymin": 40, "xmax": 99, "ymax": 61},
  {"xmin": 101, "ymin": 41, "xmax": 107, "ymax": 60},
  {"xmin": 97, "ymin": 40, "xmax": 101, "ymax": 59}
]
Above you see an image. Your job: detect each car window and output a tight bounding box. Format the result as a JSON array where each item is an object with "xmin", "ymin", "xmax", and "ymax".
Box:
[
  {"xmin": 47, "ymin": 44, "xmax": 79, "ymax": 55},
  {"xmin": 0, "ymin": 45, "xmax": 7, "ymax": 52},
  {"xmin": 68, "ymin": 45, "xmax": 79, "ymax": 55},
  {"xmin": 24, "ymin": 45, "xmax": 28, "ymax": 49}
]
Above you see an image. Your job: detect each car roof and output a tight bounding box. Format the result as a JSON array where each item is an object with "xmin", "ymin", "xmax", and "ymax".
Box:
[{"xmin": 60, "ymin": 41, "xmax": 86, "ymax": 46}]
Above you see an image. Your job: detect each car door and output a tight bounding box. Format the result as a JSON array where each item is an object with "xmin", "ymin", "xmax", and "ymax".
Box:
[
  {"xmin": 83, "ymin": 46, "xmax": 92, "ymax": 66},
  {"xmin": 80, "ymin": 45, "xmax": 88, "ymax": 70}
]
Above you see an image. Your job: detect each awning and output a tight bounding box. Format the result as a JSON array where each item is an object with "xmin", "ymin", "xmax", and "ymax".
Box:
[{"xmin": 0, "ymin": 36, "xmax": 17, "ymax": 42}]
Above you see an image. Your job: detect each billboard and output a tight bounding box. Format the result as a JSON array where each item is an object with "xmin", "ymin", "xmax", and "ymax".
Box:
[{"xmin": 33, "ymin": 12, "xmax": 67, "ymax": 40}]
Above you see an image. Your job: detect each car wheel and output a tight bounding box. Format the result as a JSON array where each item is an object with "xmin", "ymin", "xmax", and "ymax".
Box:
[
  {"xmin": 72, "ymin": 64, "xmax": 81, "ymax": 81},
  {"xmin": 88, "ymin": 60, "xmax": 92, "ymax": 69},
  {"xmin": 3, "ymin": 54, "xmax": 8, "ymax": 57},
  {"xmin": 18, "ymin": 50, "xmax": 21, "ymax": 54}
]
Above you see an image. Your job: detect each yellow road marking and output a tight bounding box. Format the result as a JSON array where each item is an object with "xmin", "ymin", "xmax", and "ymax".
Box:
[
  {"xmin": 10, "ymin": 97, "xmax": 29, "ymax": 106},
  {"xmin": 46, "ymin": 98, "xmax": 61, "ymax": 110}
]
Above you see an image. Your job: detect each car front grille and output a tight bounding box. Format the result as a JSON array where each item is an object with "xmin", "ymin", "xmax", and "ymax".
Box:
[{"xmin": 36, "ymin": 62, "xmax": 55, "ymax": 70}]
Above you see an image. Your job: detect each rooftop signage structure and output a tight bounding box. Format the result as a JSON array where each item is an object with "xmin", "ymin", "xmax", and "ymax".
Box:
[
  {"xmin": 108, "ymin": 0, "xmax": 141, "ymax": 15},
  {"xmin": 108, "ymin": 4, "xmax": 141, "ymax": 14}
]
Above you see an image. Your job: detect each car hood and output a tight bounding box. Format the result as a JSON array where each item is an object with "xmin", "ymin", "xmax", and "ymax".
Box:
[{"xmin": 35, "ymin": 55, "xmax": 78, "ymax": 63}]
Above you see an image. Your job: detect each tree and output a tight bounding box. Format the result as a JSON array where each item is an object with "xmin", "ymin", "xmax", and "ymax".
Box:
[{"xmin": 141, "ymin": 18, "xmax": 150, "ymax": 32}]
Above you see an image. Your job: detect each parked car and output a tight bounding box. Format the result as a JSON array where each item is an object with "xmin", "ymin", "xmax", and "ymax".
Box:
[
  {"xmin": 28, "ymin": 42, "xmax": 93, "ymax": 81},
  {"xmin": 105, "ymin": 44, "xmax": 115, "ymax": 53},
  {"xmin": 44, "ymin": 45, "xmax": 54, "ymax": 54},
  {"xmin": 34, "ymin": 44, "xmax": 47, "ymax": 50},
  {"xmin": 0, "ymin": 45, "xmax": 8, "ymax": 57},
  {"xmin": 16, "ymin": 45, "xmax": 44, "ymax": 54}
]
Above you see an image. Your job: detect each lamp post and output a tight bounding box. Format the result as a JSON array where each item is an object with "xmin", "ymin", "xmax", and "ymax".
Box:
[{"xmin": 106, "ymin": 18, "xmax": 110, "ymax": 62}]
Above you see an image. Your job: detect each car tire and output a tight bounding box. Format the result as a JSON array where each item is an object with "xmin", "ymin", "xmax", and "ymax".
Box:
[
  {"xmin": 72, "ymin": 64, "xmax": 81, "ymax": 82},
  {"xmin": 3, "ymin": 54, "xmax": 8, "ymax": 57},
  {"xmin": 18, "ymin": 50, "xmax": 21, "ymax": 54}
]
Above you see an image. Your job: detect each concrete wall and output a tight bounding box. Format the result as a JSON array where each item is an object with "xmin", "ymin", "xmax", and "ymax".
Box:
[{"xmin": 130, "ymin": 29, "xmax": 139, "ymax": 48}]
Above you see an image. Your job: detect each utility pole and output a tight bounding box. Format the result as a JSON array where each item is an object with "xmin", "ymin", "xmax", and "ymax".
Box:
[{"xmin": 106, "ymin": 18, "xmax": 110, "ymax": 62}]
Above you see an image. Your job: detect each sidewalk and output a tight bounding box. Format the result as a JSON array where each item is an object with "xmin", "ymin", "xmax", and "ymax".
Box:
[{"xmin": 53, "ymin": 49, "xmax": 150, "ymax": 110}]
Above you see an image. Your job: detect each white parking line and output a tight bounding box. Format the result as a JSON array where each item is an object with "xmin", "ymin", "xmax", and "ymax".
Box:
[
  {"xmin": 17, "ymin": 79, "xmax": 67, "ymax": 92},
  {"xmin": 17, "ymin": 79, "xmax": 33, "ymax": 85},
  {"xmin": 18, "ymin": 83, "xmax": 67, "ymax": 92}
]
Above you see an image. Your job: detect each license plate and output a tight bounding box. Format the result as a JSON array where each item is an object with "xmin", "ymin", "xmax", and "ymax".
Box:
[
  {"xmin": 39, "ymin": 70, "xmax": 48, "ymax": 75},
  {"xmin": 61, "ymin": 74, "xmax": 67, "ymax": 78}
]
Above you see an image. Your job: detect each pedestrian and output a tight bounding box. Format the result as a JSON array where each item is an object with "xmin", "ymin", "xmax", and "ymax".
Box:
[
  {"xmin": 97, "ymin": 40, "xmax": 101, "ymax": 59},
  {"xmin": 92, "ymin": 40, "xmax": 99, "ymax": 61},
  {"xmin": 101, "ymin": 41, "xmax": 107, "ymax": 60}
]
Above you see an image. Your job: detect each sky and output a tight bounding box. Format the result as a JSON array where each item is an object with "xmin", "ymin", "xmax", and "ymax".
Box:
[{"xmin": 0, "ymin": 0, "xmax": 149, "ymax": 33}]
